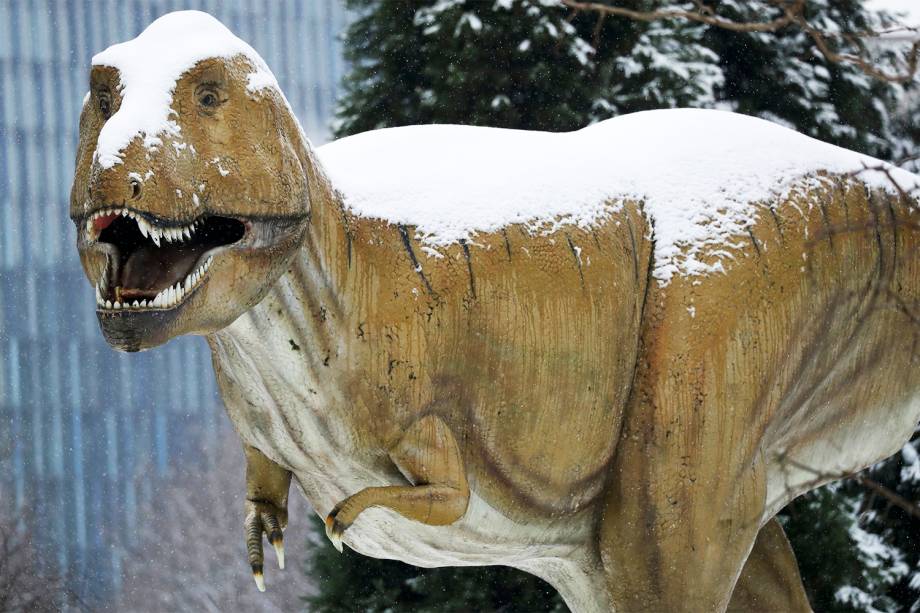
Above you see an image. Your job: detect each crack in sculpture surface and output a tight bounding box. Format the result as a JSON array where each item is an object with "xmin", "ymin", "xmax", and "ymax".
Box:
[{"xmin": 69, "ymin": 11, "xmax": 919, "ymax": 613}]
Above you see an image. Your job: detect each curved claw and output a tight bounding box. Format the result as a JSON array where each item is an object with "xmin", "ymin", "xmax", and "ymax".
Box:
[
  {"xmin": 324, "ymin": 514, "xmax": 345, "ymax": 553},
  {"xmin": 261, "ymin": 511, "xmax": 285, "ymax": 570},
  {"xmin": 245, "ymin": 501, "xmax": 288, "ymax": 591},
  {"xmin": 246, "ymin": 511, "xmax": 265, "ymax": 591},
  {"xmin": 252, "ymin": 565, "xmax": 266, "ymax": 592},
  {"xmin": 271, "ymin": 536, "xmax": 285, "ymax": 570}
]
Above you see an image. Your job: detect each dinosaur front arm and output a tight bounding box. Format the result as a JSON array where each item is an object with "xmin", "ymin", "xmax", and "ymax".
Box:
[
  {"xmin": 243, "ymin": 444, "xmax": 292, "ymax": 591},
  {"xmin": 325, "ymin": 414, "xmax": 470, "ymax": 552}
]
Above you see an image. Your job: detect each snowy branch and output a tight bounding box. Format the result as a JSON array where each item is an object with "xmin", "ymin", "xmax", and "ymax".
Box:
[{"xmin": 561, "ymin": 0, "xmax": 920, "ymax": 83}]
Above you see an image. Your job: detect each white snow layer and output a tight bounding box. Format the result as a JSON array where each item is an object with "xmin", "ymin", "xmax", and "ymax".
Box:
[
  {"xmin": 318, "ymin": 109, "xmax": 920, "ymax": 284},
  {"xmin": 91, "ymin": 10, "xmax": 278, "ymax": 170}
]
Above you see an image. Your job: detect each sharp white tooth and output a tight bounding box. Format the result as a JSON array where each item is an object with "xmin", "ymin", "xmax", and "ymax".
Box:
[
  {"xmin": 120, "ymin": 209, "xmax": 127, "ymax": 217},
  {"xmin": 105, "ymin": 300, "xmax": 112, "ymax": 309},
  {"xmin": 151, "ymin": 229, "xmax": 161, "ymax": 247},
  {"xmin": 183, "ymin": 227, "xmax": 191, "ymax": 240},
  {"xmin": 166, "ymin": 287, "xmax": 175, "ymax": 305},
  {"xmin": 140, "ymin": 300, "xmax": 148, "ymax": 308},
  {"xmin": 132, "ymin": 300, "xmax": 139, "ymax": 308},
  {"xmin": 128, "ymin": 211, "xmax": 136, "ymax": 219},
  {"xmin": 95, "ymin": 285, "xmax": 102, "ymax": 304},
  {"xmin": 184, "ymin": 276, "xmax": 192, "ymax": 291},
  {"xmin": 152, "ymin": 293, "xmax": 162, "ymax": 308},
  {"xmin": 113, "ymin": 301, "xmax": 121, "ymax": 309},
  {"xmin": 164, "ymin": 230, "xmax": 173, "ymax": 243},
  {"xmin": 138, "ymin": 219, "xmax": 149, "ymax": 239}
]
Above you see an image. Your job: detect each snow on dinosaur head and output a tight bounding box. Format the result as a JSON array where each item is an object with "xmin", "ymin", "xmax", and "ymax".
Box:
[{"xmin": 70, "ymin": 10, "xmax": 313, "ymax": 351}]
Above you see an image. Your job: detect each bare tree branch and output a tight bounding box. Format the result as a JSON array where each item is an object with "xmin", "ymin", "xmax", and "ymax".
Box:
[
  {"xmin": 561, "ymin": 0, "xmax": 804, "ymax": 32},
  {"xmin": 854, "ymin": 475, "xmax": 920, "ymax": 521},
  {"xmin": 788, "ymin": 8, "xmax": 920, "ymax": 84},
  {"xmin": 782, "ymin": 456, "xmax": 920, "ymax": 521},
  {"xmin": 561, "ymin": 0, "xmax": 920, "ymax": 83}
]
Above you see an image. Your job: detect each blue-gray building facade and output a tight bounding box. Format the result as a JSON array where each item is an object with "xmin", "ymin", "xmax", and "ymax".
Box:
[{"xmin": 0, "ymin": 0, "xmax": 348, "ymax": 600}]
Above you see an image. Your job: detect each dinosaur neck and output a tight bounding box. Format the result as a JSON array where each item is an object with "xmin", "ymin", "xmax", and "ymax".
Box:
[
  {"xmin": 208, "ymin": 132, "xmax": 357, "ymax": 431},
  {"xmin": 298, "ymin": 132, "xmax": 352, "ymax": 298},
  {"xmin": 209, "ymin": 213, "xmax": 357, "ymax": 454}
]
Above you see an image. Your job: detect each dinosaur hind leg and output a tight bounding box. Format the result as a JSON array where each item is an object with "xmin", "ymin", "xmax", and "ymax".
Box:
[{"xmin": 728, "ymin": 518, "xmax": 812, "ymax": 613}]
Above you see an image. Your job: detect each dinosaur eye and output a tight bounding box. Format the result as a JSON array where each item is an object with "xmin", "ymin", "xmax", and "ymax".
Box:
[
  {"xmin": 98, "ymin": 90, "xmax": 112, "ymax": 119},
  {"xmin": 196, "ymin": 85, "xmax": 224, "ymax": 110}
]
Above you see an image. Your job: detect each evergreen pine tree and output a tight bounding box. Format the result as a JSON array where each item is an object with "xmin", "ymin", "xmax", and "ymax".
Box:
[
  {"xmin": 845, "ymin": 434, "xmax": 920, "ymax": 611},
  {"xmin": 335, "ymin": 0, "xmax": 599, "ymax": 137},
  {"xmin": 310, "ymin": 2, "xmax": 920, "ymax": 610}
]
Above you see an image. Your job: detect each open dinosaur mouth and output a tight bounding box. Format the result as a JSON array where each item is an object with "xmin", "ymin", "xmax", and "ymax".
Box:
[{"xmin": 87, "ymin": 208, "xmax": 245, "ymax": 310}]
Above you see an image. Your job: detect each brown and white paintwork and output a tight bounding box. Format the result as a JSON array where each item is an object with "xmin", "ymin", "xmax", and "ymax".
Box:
[{"xmin": 71, "ymin": 50, "xmax": 919, "ymax": 612}]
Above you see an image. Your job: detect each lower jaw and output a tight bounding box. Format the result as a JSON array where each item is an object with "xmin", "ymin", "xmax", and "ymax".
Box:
[
  {"xmin": 97, "ymin": 307, "xmax": 183, "ymax": 352},
  {"xmin": 96, "ymin": 253, "xmax": 216, "ymax": 312}
]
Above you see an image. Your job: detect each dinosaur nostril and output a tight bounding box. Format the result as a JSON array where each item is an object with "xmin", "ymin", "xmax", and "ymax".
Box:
[{"xmin": 130, "ymin": 178, "xmax": 142, "ymax": 200}]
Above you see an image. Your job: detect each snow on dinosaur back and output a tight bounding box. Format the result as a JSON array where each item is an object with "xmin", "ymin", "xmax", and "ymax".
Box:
[
  {"xmin": 91, "ymin": 10, "xmax": 278, "ymax": 170},
  {"xmin": 317, "ymin": 109, "xmax": 920, "ymax": 284}
]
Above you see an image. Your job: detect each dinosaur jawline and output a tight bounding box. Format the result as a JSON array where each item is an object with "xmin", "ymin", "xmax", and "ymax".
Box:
[{"xmin": 94, "ymin": 212, "xmax": 244, "ymax": 309}]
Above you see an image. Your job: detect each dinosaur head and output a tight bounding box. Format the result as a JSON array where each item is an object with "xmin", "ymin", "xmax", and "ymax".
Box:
[{"xmin": 70, "ymin": 11, "xmax": 311, "ymax": 352}]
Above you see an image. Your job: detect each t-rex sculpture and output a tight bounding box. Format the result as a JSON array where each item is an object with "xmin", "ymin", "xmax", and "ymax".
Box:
[{"xmin": 70, "ymin": 11, "xmax": 919, "ymax": 612}]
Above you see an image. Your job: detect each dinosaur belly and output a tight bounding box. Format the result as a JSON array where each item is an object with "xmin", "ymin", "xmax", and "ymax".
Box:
[{"xmin": 209, "ymin": 306, "xmax": 590, "ymax": 567}]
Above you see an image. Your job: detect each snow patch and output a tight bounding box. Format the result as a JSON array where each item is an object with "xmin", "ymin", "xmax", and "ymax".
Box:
[
  {"xmin": 317, "ymin": 109, "xmax": 920, "ymax": 285},
  {"xmin": 91, "ymin": 11, "xmax": 279, "ymax": 169},
  {"xmin": 901, "ymin": 442, "xmax": 920, "ymax": 483}
]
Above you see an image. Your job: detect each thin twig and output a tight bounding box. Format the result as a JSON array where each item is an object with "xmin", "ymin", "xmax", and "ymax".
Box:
[
  {"xmin": 783, "ymin": 456, "xmax": 920, "ymax": 520},
  {"xmin": 561, "ymin": 0, "xmax": 920, "ymax": 83}
]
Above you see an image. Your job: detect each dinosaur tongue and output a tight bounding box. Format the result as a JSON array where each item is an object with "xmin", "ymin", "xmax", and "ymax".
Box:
[
  {"xmin": 118, "ymin": 243, "xmax": 206, "ymax": 300},
  {"xmin": 97, "ymin": 212, "xmax": 246, "ymax": 303}
]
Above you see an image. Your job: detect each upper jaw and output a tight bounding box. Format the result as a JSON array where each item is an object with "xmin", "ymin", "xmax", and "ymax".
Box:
[{"xmin": 81, "ymin": 207, "xmax": 203, "ymax": 247}]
